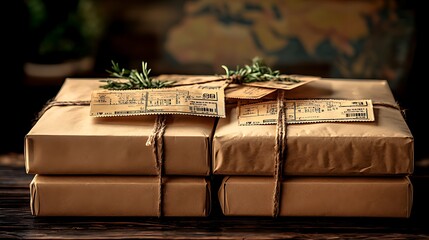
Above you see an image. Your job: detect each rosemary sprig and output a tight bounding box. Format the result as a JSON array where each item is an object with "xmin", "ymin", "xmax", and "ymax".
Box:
[
  {"xmin": 222, "ymin": 57, "xmax": 301, "ymax": 84},
  {"xmin": 100, "ymin": 60, "xmax": 174, "ymax": 90}
]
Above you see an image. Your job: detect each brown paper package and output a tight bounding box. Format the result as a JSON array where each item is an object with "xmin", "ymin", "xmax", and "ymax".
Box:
[
  {"xmin": 30, "ymin": 175, "xmax": 211, "ymax": 217},
  {"xmin": 25, "ymin": 79, "xmax": 216, "ymax": 175},
  {"xmin": 219, "ymin": 176, "xmax": 412, "ymax": 217},
  {"xmin": 213, "ymin": 79, "xmax": 414, "ymax": 176}
]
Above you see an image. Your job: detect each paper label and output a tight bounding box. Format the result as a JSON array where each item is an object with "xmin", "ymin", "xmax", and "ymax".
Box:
[
  {"xmin": 225, "ymin": 84, "xmax": 277, "ymax": 99},
  {"xmin": 154, "ymin": 74, "xmax": 319, "ymax": 99},
  {"xmin": 238, "ymin": 99, "xmax": 374, "ymax": 125},
  {"xmin": 90, "ymin": 85, "xmax": 226, "ymax": 118}
]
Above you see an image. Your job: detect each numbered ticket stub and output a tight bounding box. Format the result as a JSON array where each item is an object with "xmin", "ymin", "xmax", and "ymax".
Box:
[
  {"xmin": 90, "ymin": 86, "xmax": 226, "ymax": 118},
  {"xmin": 238, "ymin": 99, "xmax": 374, "ymax": 126}
]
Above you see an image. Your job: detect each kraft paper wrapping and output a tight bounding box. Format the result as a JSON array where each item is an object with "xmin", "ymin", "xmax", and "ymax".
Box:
[
  {"xmin": 30, "ymin": 175, "xmax": 211, "ymax": 217},
  {"xmin": 219, "ymin": 176, "xmax": 413, "ymax": 217},
  {"xmin": 25, "ymin": 79, "xmax": 216, "ymax": 175},
  {"xmin": 213, "ymin": 79, "xmax": 414, "ymax": 176}
]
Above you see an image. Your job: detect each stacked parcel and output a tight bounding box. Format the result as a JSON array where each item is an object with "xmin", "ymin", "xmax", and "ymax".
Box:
[
  {"xmin": 214, "ymin": 78, "xmax": 414, "ymax": 217},
  {"xmin": 25, "ymin": 78, "xmax": 214, "ymax": 217}
]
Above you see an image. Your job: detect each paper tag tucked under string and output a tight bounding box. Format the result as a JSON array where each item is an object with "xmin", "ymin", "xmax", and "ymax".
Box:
[
  {"xmin": 238, "ymin": 99, "xmax": 375, "ymax": 126},
  {"xmin": 90, "ymin": 83, "xmax": 227, "ymax": 118},
  {"xmin": 225, "ymin": 84, "xmax": 277, "ymax": 99},
  {"xmin": 155, "ymin": 74, "xmax": 319, "ymax": 100},
  {"xmin": 226, "ymin": 75, "xmax": 320, "ymax": 99}
]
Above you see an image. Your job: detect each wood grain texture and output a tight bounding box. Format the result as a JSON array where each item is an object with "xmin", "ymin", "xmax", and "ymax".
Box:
[{"xmin": 1, "ymin": 155, "xmax": 429, "ymax": 239}]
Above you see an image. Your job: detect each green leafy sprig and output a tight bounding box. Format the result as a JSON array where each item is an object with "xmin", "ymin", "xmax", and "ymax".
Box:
[
  {"xmin": 100, "ymin": 60, "xmax": 174, "ymax": 90},
  {"xmin": 222, "ymin": 57, "xmax": 301, "ymax": 84}
]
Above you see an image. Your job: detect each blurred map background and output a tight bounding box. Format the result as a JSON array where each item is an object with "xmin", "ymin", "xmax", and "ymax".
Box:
[{"xmin": 94, "ymin": 0, "xmax": 415, "ymax": 96}]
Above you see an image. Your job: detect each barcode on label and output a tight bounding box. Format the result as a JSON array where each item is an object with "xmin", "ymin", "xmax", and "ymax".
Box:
[
  {"xmin": 346, "ymin": 112, "xmax": 367, "ymax": 118},
  {"xmin": 190, "ymin": 106, "xmax": 216, "ymax": 113}
]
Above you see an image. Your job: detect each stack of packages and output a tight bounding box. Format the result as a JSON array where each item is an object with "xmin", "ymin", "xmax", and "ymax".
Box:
[
  {"xmin": 25, "ymin": 79, "xmax": 213, "ymax": 217},
  {"xmin": 214, "ymin": 78, "xmax": 414, "ymax": 217},
  {"xmin": 25, "ymin": 59, "xmax": 414, "ymax": 218}
]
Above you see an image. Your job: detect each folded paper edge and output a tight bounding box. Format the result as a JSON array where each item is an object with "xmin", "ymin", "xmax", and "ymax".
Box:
[
  {"xmin": 24, "ymin": 136, "xmax": 32, "ymax": 174},
  {"xmin": 406, "ymin": 176, "xmax": 413, "ymax": 218},
  {"xmin": 205, "ymin": 178, "xmax": 212, "ymax": 216},
  {"xmin": 29, "ymin": 176, "xmax": 39, "ymax": 216},
  {"xmin": 218, "ymin": 176, "xmax": 230, "ymax": 215}
]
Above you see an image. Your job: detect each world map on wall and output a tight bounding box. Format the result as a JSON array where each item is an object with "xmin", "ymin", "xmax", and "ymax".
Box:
[{"xmin": 164, "ymin": 0, "xmax": 414, "ymax": 90}]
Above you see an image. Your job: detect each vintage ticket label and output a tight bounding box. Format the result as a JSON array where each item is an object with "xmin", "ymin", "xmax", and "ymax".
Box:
[
  {"xmin": 238, "ymin": 99, "xmax": 374, "ymax": 125},
  {"xmin": 90, "ymin": 85, "xmax": 226, "ymax": 118}
]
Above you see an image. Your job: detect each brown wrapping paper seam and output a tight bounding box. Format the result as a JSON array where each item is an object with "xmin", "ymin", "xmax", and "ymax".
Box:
[
  {"xmin": 30, "ymin": 175, "xmax": 211, "ymax": 217},
  {"xmin": 219, "ymin": 176, "xmax": 413, "ymax": 218}
]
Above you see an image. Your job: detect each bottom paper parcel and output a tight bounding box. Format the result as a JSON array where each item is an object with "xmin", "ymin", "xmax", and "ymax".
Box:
[
  {"xmin": 218, "ymin": 176, "xmax": 412, "ymax": 217},
  {"xmin": 30, "ymin": 175, "xmax": 211, "ymax": 217}
]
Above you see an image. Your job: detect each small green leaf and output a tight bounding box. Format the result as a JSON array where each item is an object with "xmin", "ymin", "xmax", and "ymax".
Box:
[
  {"xmin": 221, "ymin": 57, "xmax": 302, "ymax": 84},
  {"xmin": 100, "ymin": 60, "xmax": 175, "ymax": 90}
]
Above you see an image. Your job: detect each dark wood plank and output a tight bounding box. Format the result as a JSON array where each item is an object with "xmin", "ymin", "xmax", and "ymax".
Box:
[{"xmin": 1, "ymin": 154, "xmax": 429, "ymax": 239}]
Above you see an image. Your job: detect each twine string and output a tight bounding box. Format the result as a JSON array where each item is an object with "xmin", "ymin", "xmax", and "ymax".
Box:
[
  {"xmin": 146, "ymin": 115, "xmax": 167, "ymax": 217},
  {"xmin": 272, "ymin": 91, "xmax": 287, "ymax": 218}
]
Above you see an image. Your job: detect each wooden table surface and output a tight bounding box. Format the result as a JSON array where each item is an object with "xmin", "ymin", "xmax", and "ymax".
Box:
[{"xmin": 2, "ymin": 153, "xmax": 429, "ymax": 239}]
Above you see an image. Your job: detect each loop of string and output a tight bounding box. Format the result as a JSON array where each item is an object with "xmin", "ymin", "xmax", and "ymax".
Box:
[{"xmin": 273, "ymin": 90, "xmax": 287, "ymax": 218}]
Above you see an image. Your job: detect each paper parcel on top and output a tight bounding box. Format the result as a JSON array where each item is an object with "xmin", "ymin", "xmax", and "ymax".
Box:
[
  {"xmin": 25, "ymin": 78, "xmax": 217, "ymax": 175},
  {"xmin": 213, "ymin": 78, "xmax": 413, "ymax": 176}
]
